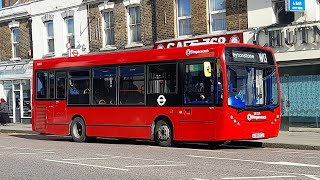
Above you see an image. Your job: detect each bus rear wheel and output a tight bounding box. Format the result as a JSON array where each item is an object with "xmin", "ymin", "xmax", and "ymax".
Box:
[
  {"xmin": 70, "ymin": 117, "xmax": 87, "ymax": 142},
  {"xmin": 155, "ymin": 120, "xmax": 173, "ymax": 147}
]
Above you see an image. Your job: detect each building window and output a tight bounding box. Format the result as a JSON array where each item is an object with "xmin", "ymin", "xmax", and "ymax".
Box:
[
  {"xmin": 177, "ymin": 0, "xmax": 192, "ymax": 37},
  {"xmin": 104, "ymin": 11, "xmax": 115, "ymax": 46},
  {"xmin": 128, "ymin": 6, "xmax": 141, "ymax": 43},
  {"xmin": 45, "ymin": 20, "xmax": 54, "ymax": 53},
  {"xmin": 273, "ymin": 1, "xmax": 294, "ymax": 25},
  {"xmin": 12, "ymin": 28, "xmax": 20, "ymax": 58},
  {"xmin": 209, "ymin": 0, "xmax": 226, "ymax": 32},
  {"xmin": 66, "ymin": 18, "xmax": 75, "ymax": 48}
]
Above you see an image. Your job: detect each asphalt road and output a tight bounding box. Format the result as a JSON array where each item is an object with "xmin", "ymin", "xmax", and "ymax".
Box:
[{"xmin": 0, "ymin": 133, "xmax": 320, "ymax": 180}]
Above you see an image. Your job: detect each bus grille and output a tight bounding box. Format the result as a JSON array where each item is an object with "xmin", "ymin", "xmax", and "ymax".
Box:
[{"xmin": 35, "ymin": 105, "xmax": 46, "ymax": 130}]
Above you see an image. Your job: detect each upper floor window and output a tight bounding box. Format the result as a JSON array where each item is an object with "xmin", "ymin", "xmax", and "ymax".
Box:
[
  {"xmin": 45, "ymin": 20, "xmax": 54, "ymax": 53},
  {"xmin": 104, "ymin": 11, "xmax": 115, "ymax": 46},
  {"xmin": 66, "ymin": 18, "xmax": 75, "ymax": 48},
  {"xmin": 128, "ymin": 6, "xmax": 141, "ymax": 43},
  {"xmin": 177, "ymin": 0, "xmax": 192, "ymax": 37},
  {"xmin": 12, "ymin": 28, "xmax": 20, "ymax": 58},
  {"xmin": 209, "ymin": 0, "xmax": 226, "ymax": 32},
  {"xmin": 273, "ymin": 0, "xmax": 294, "ymax": 25}
]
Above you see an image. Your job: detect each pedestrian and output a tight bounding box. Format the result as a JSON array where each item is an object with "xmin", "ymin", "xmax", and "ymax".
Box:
[{"xmin": 0, "ymin": 98, "xmax": 10, "ymax": 126}]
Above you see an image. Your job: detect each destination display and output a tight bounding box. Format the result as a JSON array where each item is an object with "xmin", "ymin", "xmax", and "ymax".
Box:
[{"xmin": 225, "ymin": 47, "xmax": 275, "ymax": 65}]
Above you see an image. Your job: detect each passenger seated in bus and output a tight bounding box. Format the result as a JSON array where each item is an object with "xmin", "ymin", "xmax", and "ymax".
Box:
[{"xmin": 69, "ymin": 81, "xmax": 79, "ymax": 95}]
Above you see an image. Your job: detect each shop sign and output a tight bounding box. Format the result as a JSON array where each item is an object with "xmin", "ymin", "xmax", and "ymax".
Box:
[
  {"xmin": 254, "ymin": 23, "xmax": 320, "ymax": 47},
  {"xmin": 154, "ymin": 33, "xmax": 243, "ymax": 49},
  {"xmin": 286, "ymin": 0, "xmax": 305, "ymax": 12}
]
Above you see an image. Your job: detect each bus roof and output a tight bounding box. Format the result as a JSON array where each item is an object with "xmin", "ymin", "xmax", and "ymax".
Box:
[{"xmin": 33, "ymin": 43, "xmax": 273, "ymax": 70}]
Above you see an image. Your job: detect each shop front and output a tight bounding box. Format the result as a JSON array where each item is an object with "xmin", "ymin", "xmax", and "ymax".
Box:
[
  {"xmin": 248, "ymin": 22, "xmax": 320, "ymax": 130},
  {"xmin": 0, "ymin": 61, "xmax": 32, "ymax": 124}
]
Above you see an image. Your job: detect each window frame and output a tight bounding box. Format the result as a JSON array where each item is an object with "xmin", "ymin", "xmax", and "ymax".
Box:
[
  {"xmin": 45, "ymin": 20, "xmax": 55, "ymax": 54},
  {"xmin": 209, "ymin": 0, "xmax": 227, "ymax": 33},
  {"xmin": 176, "ymin": 0, "xmax": 192, "ymax": 38},
  {"xmin": 11, "ymin": 27, "xmax": 20, "ymax": 59},
  {"xmin": 127, "ymin": 5, "xmax": 142, "ymax": 44},
  {"xmin": 65, "ymin": 17, "xmax": 75, "ymax": 49},
  {"xmin": 103, "ymin": 10, "xmax": 115, "ymax": 47}
]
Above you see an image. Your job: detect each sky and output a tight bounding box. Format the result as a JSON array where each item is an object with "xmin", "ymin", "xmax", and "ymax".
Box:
[{"xmin": 0, "ymin": 1, "xmax": 2, "ymax": 9}]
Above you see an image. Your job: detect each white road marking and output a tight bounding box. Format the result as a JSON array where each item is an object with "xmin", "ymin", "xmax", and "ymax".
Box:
[
  {"xmin": 97, "ymin": 154, "xmax": 185, "ymax": 164},
  {"xmin": 12, "ymin": 152, "xmax": 55, "ymax": 155},
  {"xmin": 44, "ymin": 159, "xmax": 129, "ymax": 171},
  {"xmin": 222, "ymin": 175, "xmax": 296, "ymax": 179},
  {"xmin": 186, "ymin": 155, "xmax": 320, "ymax": 168},
  {"xmin": 304, "ymin": 157, "xmax": 320, "ymax": 160},
  {"xmin": 0, "ymin": 146, "xmax": 53, "ymax": 151},
  {"xmin": 251, "ymin": 169, "xmax": 320, "ymax": 180},
  {"xmin": 125, "ymin": 164, "xmax": 186, "ymax": 168},
  {"xmin": 148, "ymin": 146, "xmax": 236, "ymax": 153},
  {"xmin": 62, "ymin": 157, "xmax": 119, "ymax": 161},
  {"xmin": 271, "ymin": 150, "xmax": 319, "ymax": 155}
]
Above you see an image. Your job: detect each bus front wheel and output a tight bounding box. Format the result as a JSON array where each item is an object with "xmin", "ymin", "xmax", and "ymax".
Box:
[
  {"xmin": 155, "ymin": 120, "xmax": 173, "ymax": 147},
  {"xmin": 70, "ymin": 117, "xmax": 87, "ymax": 142}
]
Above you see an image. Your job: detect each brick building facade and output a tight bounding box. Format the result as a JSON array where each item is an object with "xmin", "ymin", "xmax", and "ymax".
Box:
[
  {"xmin": 0, "ymin": 19, "xmax": 31, "ymax": 61},
  {"xmin": 87, "ymin": 0, "xmax": 155, "ymax": 53},
  {"xmin": 155, "ymin": 0, "xmax": 248, "ymax": 42}
]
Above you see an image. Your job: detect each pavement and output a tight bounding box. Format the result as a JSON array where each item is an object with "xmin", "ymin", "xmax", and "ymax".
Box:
[{"xmin": 1, "ymin": 123, "xmax": 320, "ymax": 150}]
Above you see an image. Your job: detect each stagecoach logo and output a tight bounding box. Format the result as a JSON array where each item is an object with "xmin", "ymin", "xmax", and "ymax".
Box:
[
  {"xmin": 247, "ymin": 112, "xmax": 267, "ymax": 121},
  {"xmin": 186, "ymin": 49, "xmax": 210, "ymax": 56},
  {"xmin": 157, "ymin": 95, "xmax": 166, "ymax": 106}
]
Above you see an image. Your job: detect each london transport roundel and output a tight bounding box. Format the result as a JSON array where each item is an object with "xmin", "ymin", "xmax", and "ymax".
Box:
[{"xmin": 157, "ymin": 95, "xmax": 166, "ymax": 106}]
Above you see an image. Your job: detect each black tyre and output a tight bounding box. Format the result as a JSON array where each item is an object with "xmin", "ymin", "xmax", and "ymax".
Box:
[
  {"xmin": 70, "ymin": 117, "xmax": 87, "ymax": 142},
  {"xmin": 155, "ymin": 120, "xmax": 173, "ymax": 147}
]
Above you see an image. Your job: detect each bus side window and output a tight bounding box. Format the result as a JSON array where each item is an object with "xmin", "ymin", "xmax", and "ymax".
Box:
[
  {"xmin": 92, "ymin": 67, "xmax": 117, "ymax": 105},
  {"xmin": 184, "ymin": 63, "xmax": 214, "ymax": 105},
  {"xmin": 36, "ymin": 71, "xmax": 48, "ymax": 99},
  {"xmin": 56, "ymin": 72, "xmax": 66, "ymax": 99},
  {"xmin": 119, "ymin": 66, "xmax": 145, "ymax": 105},
  {"xmin": 68, "ymin": 70, "xmax": 90, "ymax": 105}
]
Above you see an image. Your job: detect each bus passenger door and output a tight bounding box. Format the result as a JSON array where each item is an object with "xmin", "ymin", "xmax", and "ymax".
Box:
[
  {"xmin": 178, "ymin": 60, "xmax": 222, "ymax": 141},
  {"xmin": 53, "ymin": 72, "xmax": 67, "ymax": 124},
  {"xmin": 47, "ymin": 71, "xmax": 55, "ymax": 124}
]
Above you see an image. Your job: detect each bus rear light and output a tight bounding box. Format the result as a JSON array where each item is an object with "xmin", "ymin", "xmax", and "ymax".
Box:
[
  {"xmin": 233, "ymin": 119, "xmax": 237, "ymax": 123},
  {"xmin": 276, "ymin": 115, "xmax": 280, "ymax": 119},
  {"xmin": 230, "ymin": 115, "xmax": 234, "ymax": 120}
]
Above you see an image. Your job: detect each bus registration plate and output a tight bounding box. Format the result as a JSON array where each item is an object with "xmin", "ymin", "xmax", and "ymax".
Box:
[{"xmin": 252, "ymin": 132, "xmax": 265, "ymax": 139}]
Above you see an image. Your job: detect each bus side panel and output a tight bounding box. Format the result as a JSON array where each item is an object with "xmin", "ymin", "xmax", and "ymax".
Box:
[{"xmin": 68, "ymin": 107, "xmax": 150, "ymax": 139}]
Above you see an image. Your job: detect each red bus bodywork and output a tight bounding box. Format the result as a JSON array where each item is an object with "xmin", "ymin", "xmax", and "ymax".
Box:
[{"xmin": 32, "ymin": 43, "xmax": 281, "ymax": 142}]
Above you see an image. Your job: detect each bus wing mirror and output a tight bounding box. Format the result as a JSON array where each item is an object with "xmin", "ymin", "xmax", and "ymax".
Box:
[{"xmin": 204, "ymin": 61, "xmax": 212, "ymax": 77}]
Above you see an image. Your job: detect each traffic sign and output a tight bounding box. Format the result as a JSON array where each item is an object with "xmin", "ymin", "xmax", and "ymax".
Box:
[
  {"xmin": 286, "ymin": 0, "xmax": 305, "ymax": 12},
  {"xmin": 72, "ymin": 49, "xmax": 79, "ymax": 57}
]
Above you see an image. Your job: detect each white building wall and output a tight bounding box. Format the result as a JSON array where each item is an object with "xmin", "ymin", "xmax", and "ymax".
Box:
[
  {"xmin": 247, "ymin": 0, "xmax": 276, "ymax": 28},
  {"xmin": 31, "ymin": 0, "xmax": 89, "ymax": 60},
  {"xmin": 248, "ymin": 0, "xmax": 320, "ymax": 28},
  {"xmin": 246, "ymin": 0, "xmax": 320, "ymax": 62}
]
